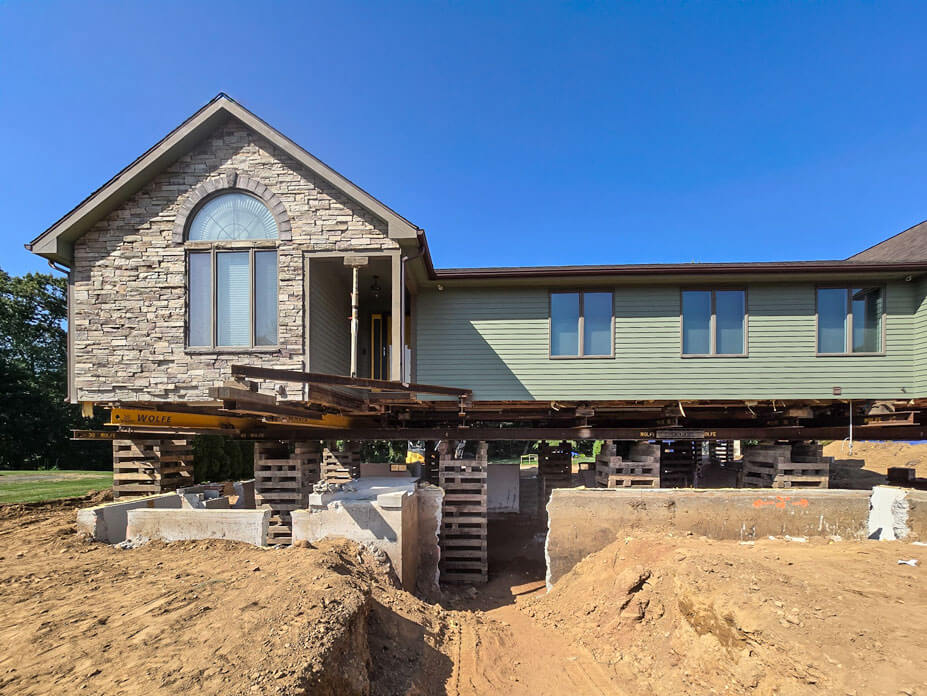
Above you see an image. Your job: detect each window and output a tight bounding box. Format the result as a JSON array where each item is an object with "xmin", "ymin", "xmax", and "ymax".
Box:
[
  {"xmin": 681, "ymin": 289, "xmax": 746, "ymax": 356},
  {"xmin": 550, "ymin": 291, "xmax": 613, "ymax": 357},
  {"xmin": 816, "ymin": 287, "xmax": 883, "ymax": 354},
  {"xmin": 186, "ymin": 192, "xmax": 279, "ymax": 348}
]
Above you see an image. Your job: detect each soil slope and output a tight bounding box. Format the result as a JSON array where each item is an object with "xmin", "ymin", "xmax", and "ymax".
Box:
[
  {"xmin": 524, "ymin": 532, "xmax": 927, "ymax": 695},
  {"xmin": 0, "ymin": 495, "xmax": 451, "ymax": 695}
]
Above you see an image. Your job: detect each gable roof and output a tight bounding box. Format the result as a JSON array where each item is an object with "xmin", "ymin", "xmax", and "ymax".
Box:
[
  {"xmin": 27, "ymin": 94, "xmax": 422, "ymax": 266},
  {"xmin": 848, "ymin": 220, "xmax": 927, "ymax": 262}
]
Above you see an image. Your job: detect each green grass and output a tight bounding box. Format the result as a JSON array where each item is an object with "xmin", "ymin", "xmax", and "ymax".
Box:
[{"xmin": 0, "ymin": 469, "xmax": 113, "ymax": 504}]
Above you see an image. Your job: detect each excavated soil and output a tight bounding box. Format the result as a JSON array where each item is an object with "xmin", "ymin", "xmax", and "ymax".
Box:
[
  {"xmin": 524, "ymin": 532, "xmax": 927, "ymax": 695},
  {"xmin": 2, "ymin": 494, "xmax": 926, "ymax": 695},
  {"xmin": 825, "ymin": 439, "xmax": 927, "ymax": 488},
  {"xmin": 0, "ymin": 494, "xmax": 452, "ymax": 695}
]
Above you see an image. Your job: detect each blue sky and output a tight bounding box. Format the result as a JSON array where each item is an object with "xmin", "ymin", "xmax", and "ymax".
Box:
[{"xmin": 2, "ymin": 1, "xmax": 927, "ymax": 277}]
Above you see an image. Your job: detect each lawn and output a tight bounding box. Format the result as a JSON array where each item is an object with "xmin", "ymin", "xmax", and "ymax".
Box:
[{"xmin": 0, "ymin": 470, "xmax": 113, "ymax": 504}]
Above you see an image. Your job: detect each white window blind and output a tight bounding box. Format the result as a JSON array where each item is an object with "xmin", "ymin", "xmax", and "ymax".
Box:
[{"xmin": 217, "ymin": 252, "xmax": 251, "ymax": 346}]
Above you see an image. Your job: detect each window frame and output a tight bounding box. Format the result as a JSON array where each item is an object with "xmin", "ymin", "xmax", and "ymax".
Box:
[
  {"xmin": 183, "ymin": 189, "xmax": 281, "ymax": 353},
  {"xmin": 679, "ymin": 287, "xmax": 749, "ymax": 358},
  {"xmin": 814, "ymin": 284, "xmax": 887, "ymax": 357},
  {"xmin": 548, "ymin": 289, "xmax": 615, "ymax": 360}
]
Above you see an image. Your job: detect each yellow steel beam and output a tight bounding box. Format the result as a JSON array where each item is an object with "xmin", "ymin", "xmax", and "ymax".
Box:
[
  {"xmin": 109, "ymin": 408, "xmax": 255, "ymax": 430},
  {"xmin": 109, "ymin": 408, "xmax": 355, "ymax": 432}
]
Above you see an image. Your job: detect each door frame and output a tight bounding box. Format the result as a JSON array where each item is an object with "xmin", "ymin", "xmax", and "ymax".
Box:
[{"xmin": 303, "ymin": 249, "xmax": 402, "ymax": 385}]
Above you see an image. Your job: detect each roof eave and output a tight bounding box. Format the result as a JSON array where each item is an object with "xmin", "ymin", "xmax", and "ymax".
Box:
[
  {"xmin": 431, "ymin": 260, "xmax": 927, "ymax": 280},
  {"xmin": 27, "ymin": 94, "xmax": 421, "ymax": 265}
]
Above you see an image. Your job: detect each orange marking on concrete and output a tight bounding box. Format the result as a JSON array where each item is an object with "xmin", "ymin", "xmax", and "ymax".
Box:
[{"xmin": 753, "ymin": 496, "xmax": 810, "ymax": 510}]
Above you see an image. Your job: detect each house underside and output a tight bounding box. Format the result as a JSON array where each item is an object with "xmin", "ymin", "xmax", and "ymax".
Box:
[{"xmin": 86, "ymin": 362, "xmax": 927, "ymax": 442}]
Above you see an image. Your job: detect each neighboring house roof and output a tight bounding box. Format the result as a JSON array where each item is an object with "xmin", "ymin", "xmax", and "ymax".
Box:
[
  {"xmin": 848, "ymin": 220, "xmax": 927, "ymax": 261},
  {"xmin": 26, "ymin": 93, "xmax": 422, "ymax": 266}
]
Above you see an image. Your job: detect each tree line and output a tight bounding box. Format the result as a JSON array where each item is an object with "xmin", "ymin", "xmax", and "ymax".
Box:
[{"xmin": 0, "ymin": 267, "xmax": 251, "ymax": 481}]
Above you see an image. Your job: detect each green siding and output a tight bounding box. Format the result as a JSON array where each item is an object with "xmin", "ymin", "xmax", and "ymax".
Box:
[
  {"xmin": 308, "ymin": 259, "xmax": 350, "ymax": 375},
  {"xmin": 415, "ymin": 281, "xmax": 917, "ymax": 401},
  {"xmin": 914, "ymin": 278, "xmax": 927, "ymax": 394}
]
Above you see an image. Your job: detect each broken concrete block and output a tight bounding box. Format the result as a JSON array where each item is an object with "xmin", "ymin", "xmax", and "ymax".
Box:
[
  {"xmin": 869, "ymin": 486, "xmax": 910, "ymax": 540},
  {"xmin": 293, "ymin": 477, "xmax": 423, "ymax": 590}
]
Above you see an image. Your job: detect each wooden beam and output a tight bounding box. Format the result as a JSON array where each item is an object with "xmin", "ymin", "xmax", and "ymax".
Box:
[
  {"xmin": 208, "ymin": 386, "xmax": 276, "ymax": 405},
  {"xmin": 231, "ymin": 364, "xmax": 471, "ymax": 397},
  {"xmin": 305, "ymin": 384, "xmax": 368, "ymax": 411}
]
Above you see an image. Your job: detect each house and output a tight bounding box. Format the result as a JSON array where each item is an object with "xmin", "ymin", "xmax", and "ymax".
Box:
[
  {"xmin": 26, "ymin": 93, "xmax": 927, "ymax": 427},
  {"xmin": 28, "ymin": 93, "xmax": 927, "ymax": 578}
]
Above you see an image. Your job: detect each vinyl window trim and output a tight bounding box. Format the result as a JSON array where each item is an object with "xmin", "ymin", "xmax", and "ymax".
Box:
[
  {"xmin": 814, "ymin": 284, "xmax": 887, "ymax": 357},
  {"xmin": 184, "ymin": 244, "xmax": 281, "ymax": 351},
  {"xmin": 548, "ymin": 289, "xmax": 615, "ymax": 359},
  {"xmin": 679, "ymin": 287, "xmax": 749, "ymax": 358}
]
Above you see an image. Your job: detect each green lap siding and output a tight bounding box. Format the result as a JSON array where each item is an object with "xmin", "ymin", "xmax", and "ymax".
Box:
[
  {"xmin": 415, "ymin": 281, "xmax": 918, "ymax": 401},
  {"xmin": 308, "ymin": 259, "xmax": 351, "ymax": 376},
  {"xmin": 914, "ymin": 277, "xmax": 927, "ymax": 394}
]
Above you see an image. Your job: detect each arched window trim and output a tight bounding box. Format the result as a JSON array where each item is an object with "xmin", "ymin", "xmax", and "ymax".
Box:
[{"xmin": 172, "ymin": 171, "xmax": 291, "ymax": 244}]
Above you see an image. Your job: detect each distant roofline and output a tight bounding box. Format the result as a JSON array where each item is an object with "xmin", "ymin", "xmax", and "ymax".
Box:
[
  {"xmin": 847, "ymin": 218, "xmax": 927, "ymax": 261},
  {"xmin": 26, "ymin": 93, "xmax": 927, "ymax": 280},
  {"xmin": 27, "ymin": 93, "xmax": 421, "ymax": 265}
]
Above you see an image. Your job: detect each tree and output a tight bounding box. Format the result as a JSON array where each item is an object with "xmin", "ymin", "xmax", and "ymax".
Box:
[{"xmin": 0, "ymin": 267, "xmax": 106, "ymax": 469}]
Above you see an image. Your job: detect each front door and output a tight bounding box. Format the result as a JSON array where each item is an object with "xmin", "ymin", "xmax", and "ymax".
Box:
[{"xmin": 370, "ymin": 313, "xmax": 391, "ymax": 380}]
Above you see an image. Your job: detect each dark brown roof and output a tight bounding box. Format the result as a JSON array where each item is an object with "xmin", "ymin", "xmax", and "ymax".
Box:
[
  {"xmin": 849, "ymin": 220, "xmax": 927, "ymax": 261},
  {"xmin": 430, "ymin": 259, "xmax": 927, "ymax": 280}
]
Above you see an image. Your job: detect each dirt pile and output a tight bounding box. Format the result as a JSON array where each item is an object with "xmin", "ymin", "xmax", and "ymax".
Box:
[
  {"xmin": 524, "ymin": 532, "xmax": 926, "ymax": 696},
  {"xmin": 0, "ymin": 500, "xmax": 452, "ymax": 695},
  {"xmin": 825, "ymin": 440, "xmax": 927, "ymax": 489}
]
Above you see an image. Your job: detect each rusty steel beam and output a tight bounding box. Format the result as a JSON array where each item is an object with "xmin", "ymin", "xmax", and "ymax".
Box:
[{"xmin": 231, "ymin": 364, "xmax": 471, "ymax": 397}]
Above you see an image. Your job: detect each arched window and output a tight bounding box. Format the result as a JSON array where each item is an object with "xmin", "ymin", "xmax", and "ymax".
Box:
[
  {"xmin": 186, "ymin": 192, "xmax": 279, "ymax": 348},
  {"xmin": 187, "ymin": 192, "xmax": 279, "ymax": 241}
]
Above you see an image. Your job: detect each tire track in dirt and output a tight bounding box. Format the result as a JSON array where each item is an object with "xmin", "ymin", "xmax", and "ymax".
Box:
[{"xmin": 445, "ymin": 584, "xmax": 625, "ymax": 696}]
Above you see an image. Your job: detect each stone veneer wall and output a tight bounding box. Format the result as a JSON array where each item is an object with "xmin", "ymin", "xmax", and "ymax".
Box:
[{"xmin": 71, "ymin": 118, "xmax": 398, "ymax": 402}]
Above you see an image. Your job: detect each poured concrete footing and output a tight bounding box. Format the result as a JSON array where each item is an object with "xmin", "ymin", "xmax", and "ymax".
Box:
[
  {"xmin": 76, "ymin": 493, "xmax": 183, "ymax": 544},
  {"xmin": 125, "ymin": 508, "xmax": 271, "ymax": 546}
]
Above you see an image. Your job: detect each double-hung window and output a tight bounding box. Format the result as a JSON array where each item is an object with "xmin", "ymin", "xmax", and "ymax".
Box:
[
  {"xmin": 816, "ymin": 287, "xmax": 883, "ymax": 355},
  {"xmin": 681, "ymin": 289, "xmax": 746, "ymax": 356},
  {"xmin": 186, "ymin": 192, "xmax": 279, "ymax": 348},
  {"xmin": 550, "ymin": 291, "xmax": 613, "ymax": 358}
]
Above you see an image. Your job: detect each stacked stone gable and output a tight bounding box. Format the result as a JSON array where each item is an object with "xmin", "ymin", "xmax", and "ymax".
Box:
[{"xmin": 71, "ymin": 118, "xmax": 398, "ymax": 402}]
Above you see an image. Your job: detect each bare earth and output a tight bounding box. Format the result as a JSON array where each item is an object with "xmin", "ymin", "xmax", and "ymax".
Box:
[
  {"xmin": 825, "ymin": 440, "xmax": 927, "ymax": 489},
  {"xmin": 1, "ymin": 495, "xmax": 925, "ymax": 695}
]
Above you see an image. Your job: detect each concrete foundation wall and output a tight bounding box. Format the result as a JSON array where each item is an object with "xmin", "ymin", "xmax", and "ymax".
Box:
[
  {"xmin": 125, "ymin": 508, "xmax": 270, "ymax": 546},
  {"xmin": 76, "ymin": 493, "xmax": 183, "ymax": 544},
  {"xmin": 546, "ymin": 488, "xmax": 873, "ymax": 586},
  {"xmin": 416, "ymin": 485, "xmax": 443, "ymax": 597},
  {"xmin": 488, "ymin": 463, "xmax": 519, "ymax": 513},
  {"xmin": 292, "ymin": 478, "xmax": 424, "ymax": 590}
]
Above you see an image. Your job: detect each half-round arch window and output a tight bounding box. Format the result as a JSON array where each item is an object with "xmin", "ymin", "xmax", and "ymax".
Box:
[
  {"xmin": 186, "ymin": 191, "xmax": 279, "ymax": 348},
  {"xmin": 187, "ymin": 192, "xmax": 278, "ymax": 241}
]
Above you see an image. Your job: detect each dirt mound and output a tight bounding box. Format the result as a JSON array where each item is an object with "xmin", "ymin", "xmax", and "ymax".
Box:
[
  {"xmin": 825, "ymin": 440, "xmax": 927, "ymax": 489},
  {"xmin": 524, "ymin": 533, "xmax": 926, "ymax": 695},
  {"xmin": 0, "ymin": 502, "xmax": 452, "ymax": 695}
]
